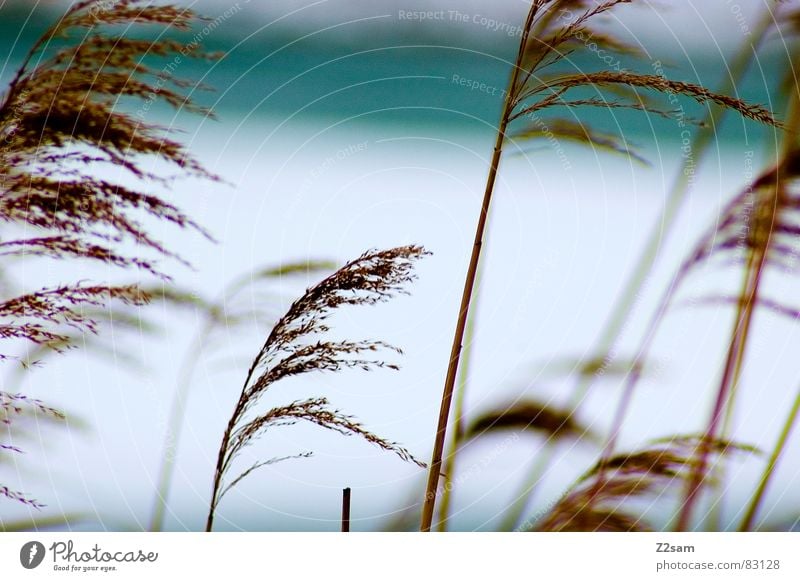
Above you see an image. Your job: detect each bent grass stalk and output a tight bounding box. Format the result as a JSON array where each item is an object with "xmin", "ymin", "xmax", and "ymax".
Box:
[
  {"xmin": 676, "ymin": 226, "xmax": 767, "ymax": 530},
  {"xmin": 540, "ymin": 136, "xmax": 785, "ymax": 530}
]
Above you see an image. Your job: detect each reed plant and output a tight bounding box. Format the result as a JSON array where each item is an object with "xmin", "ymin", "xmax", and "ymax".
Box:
[
  {"xmin": 206, "ymin": 246, "xmax": 428, "ymax": 531},
  {"xmin": 150, "ymin": 259, "xmax": 335, "ymax": 531},
  {"xmin": 420, "ymin": 0, "xmax": 779, "ymax": 531},
  {"xmin": 4, "ymin": 0, "xmax": 799, "ymax": 533},
  {"xmin": 0, "ymin": 0, "xmax": 217, "ymax": 510},
  {"xmin": 546, "ymin": 5, "xmax": 800, "ymax": 529}
]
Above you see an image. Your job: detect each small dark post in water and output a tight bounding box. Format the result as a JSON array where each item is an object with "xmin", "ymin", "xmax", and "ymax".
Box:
[{"xmin": 341, "ymin": 487, "xmax": 351, "ymax": 532}]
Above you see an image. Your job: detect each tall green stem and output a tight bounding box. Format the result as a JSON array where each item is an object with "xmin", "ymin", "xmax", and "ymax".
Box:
[
  {"xmin": 150, "ymin": 324, "xmax": 212, "ymax": 531},
  {"xmin": 739, "ymin": 386, "xmax": 800, "ymax": 531}
]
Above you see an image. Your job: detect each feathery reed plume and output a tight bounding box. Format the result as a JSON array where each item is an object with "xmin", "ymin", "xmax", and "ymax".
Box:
[
  {"xmin": 150, "ymin": 260, "xmax": 335, "ymax": 531},
  {"xmin": 437, "ymin": 396, "xmax": 597, "ymax": 531},
  {"xmin": 206, "ymin": 246, "xmax": 428, "ymax": 531},
  {"xmin": 676, "ymin": 76, "xmax": 800, "ymax": 531},
  {"xmin": 1, "ymin": 392, "xmax": 65, "ymax": 508},
  {"xmin": 0, "ymin": 0, "xmax": 218, "ymax": 277},
  {"xmin": 536, "ymin": 435, "xmax": 757, "ymax": 531},
  {"xmin": 465, "ymin": 399, "xmax": 596, "ymax": 442},
  {"xmin": 0, "ymin": 284, "xmax": 149, "ymax": 354},
  {"xmin": 421, "ymin": 0, "xmax": 778, "ymax": 532},
  {"xmin": 0, "ymin": 0, "xmax": 219, "ymax": 508},
  {"xmin": 583, "ymin": 90, "xmax": 797, "ymax": 529},
  {"xmin": 1, "ymin": 284, "xmax": 209, "ymax": 382}
]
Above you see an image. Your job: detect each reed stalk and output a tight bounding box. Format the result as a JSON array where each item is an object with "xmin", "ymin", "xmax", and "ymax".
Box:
[
  {"xmin": 739, "ymin": 386, "xmax": 800, "ymax": 530},
  {"xmin": 676, "ymin": 74, "xmax": 800, "ymax": 533},
  {"xmin": 419, "ymin": 4, "xmax": 538, "ymax": 532},
  {"xmin": 206, "ymin": 247, "xmax": 426, "ymax": 531},
  {"xmin": 435, "ymin": 253, "xmax": 485, "ymax": 531},
  {"xmin": 498, "ymin": 5, "xmax": 777, "ymax": 531},
  {"xmin": 420, "ymin": 0, "xmax": 778, "ymax": 531}
]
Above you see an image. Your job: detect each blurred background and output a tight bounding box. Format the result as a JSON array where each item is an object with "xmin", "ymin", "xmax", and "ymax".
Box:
[{"xmin": 1, "ymin": 0, "xmax": 798, "ymax": 531}]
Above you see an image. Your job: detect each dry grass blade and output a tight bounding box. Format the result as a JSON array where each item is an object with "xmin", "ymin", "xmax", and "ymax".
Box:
[
  {"xmin": 5, "ymin": 284, "xmax": 209, "ymax": 376},
  {"xmin": 206, "ymin": 246, "xmax": 429, "ymax": 531},
  {"xmin": 0, "ymin": 284, "xmax": 149, "ymax": 356},
  {"xmin": 0, "ymin": 486, "xmax": 45, "ymax": 510},
  {"xmin": 1, "ymin": 392, "xmax": 65, "ymax": 420},
  {"xmin": 218, "ymin": 451, "xmax": 314, "ymax": 502},
  {"xmin": 517, "ymin": 72, "xmax": 777, "ymax": 125}
]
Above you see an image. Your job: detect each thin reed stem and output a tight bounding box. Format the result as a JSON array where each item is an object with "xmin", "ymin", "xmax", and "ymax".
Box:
[
  {"xmin": 739, "ymin": 386, "xmax": 800, "ymax": 531},
  {"xmin": 150, "ymin": 325, "xmax": 210, "ymax": 531},
  {"xmin": 499, "ymin": 446, "xmax": 554, "ymax": 530},
  {"xmin": 419, "ymin": 4, "xmax": 538, "ymax": 532},
  {"xmin": 676, "ymin": 91, "xmax": 799, "ymax": 532},
  {"xmin": 675, "ymin": 244, "xmax": 766, "ymax": 531},
  {"xmin": 206, "ymin": 362, "xmax": 257, "ymax": 532},
  {"xmin": 435, "ymin": 248, "xmax": 486, "ymax": 531}
]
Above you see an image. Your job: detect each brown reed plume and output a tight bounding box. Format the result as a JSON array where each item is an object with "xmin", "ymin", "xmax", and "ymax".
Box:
[
  {"xmin": 577, "ymin": 107, "xmax": 798, "ymax": 531},
  {"xmin": 420, "ymin": 0, "xmax": 778, "ymax": 531},
  {"xmin": 0, "ymin": 0, "xmax": 218, "ymax": 508},
  {"xmin": 465, "ymin": 399, "xmax": 597, "ymax": 443},
  {"xmin": 0, "ymin": 0, "xmax": 216, "ymax": 276},
  {"xmin": 206, "ymin": 246, "xmax": 428, "ymax": 531},
  {"xmin": 536, "ymin": 435, "xmax": 758, "ymax": 531},
  {"xmin": 676, "ymin": 87, "xmax": 800, "ymax": 531},
  {"xmin": 1, "ymin": 392, "xmax": 65, "ymax": 508},
  {"xmin": 149, "ymin": 259, "xmax": 335, "ymax": 531}
]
